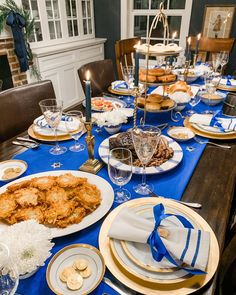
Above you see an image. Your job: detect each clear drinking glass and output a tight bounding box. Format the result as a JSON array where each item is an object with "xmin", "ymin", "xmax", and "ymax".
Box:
[
  {"xmin": 108, "ymin": 148, "xmax": 132, "ymax": 203},
  {"xmin": 219, "ymin": 51, "xmax": 229, "ymax": 74},
  {"xmin": 186, "ymin": 85, "xmax": 201, "ymax": 116},
  {"xmin": 212, "ymin": 53, "xmax": 221, "ymax": 73},
  {"xmin": 64, "ymin": 111, "xmax": 85, "ymax": 152},
  {"xmin": 39, "ymin": 99, "xmax": 67, "ymax": 155},
  {"xmin": 0, "ymin": 243, "xmax": 19, "ymax": 295},
  {"xmin": 132, "ymin": 125, "xmax": 161, "ymax": 195},
  {"xmin": 122, "ymin": 66, "xmax": 135, "ymax": 106},
  {"xmin": 203, "ymin": 73, "xmax": 221, "ymax": 114}
]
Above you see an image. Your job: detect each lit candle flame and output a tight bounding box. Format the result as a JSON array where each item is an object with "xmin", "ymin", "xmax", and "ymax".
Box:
[
  {"xmin": 86, "ymin": 70, "xmax": 90, "ymax": 81},
  {"xmin": 197, "ymin": 33, "xmax": 201, "ymax": 40},
  {"xmin": 172, "ymin": 31, "xmax": 177, "ymax": 39},
  {"xmin": 187, "ymin": 37, "xmax": 191, "ymax": 45}
]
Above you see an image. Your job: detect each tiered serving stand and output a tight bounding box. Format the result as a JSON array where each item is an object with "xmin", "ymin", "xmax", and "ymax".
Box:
[{"xmin": 133, "ymin": 1, "xmax": 183, "ymax": 126}]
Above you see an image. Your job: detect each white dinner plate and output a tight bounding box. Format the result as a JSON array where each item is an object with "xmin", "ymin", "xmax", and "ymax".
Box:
[
  {"xmin": 192, "ymin": 123, "xmax": 235, "ymax": 135},
  {"xmin": 0, "ymin": 160, "xmax": 27, "ymax": 182},
  {"xmin": 47, "ymin": 244, "xmax": 105, "ymax": 295},
  {"xmin": 98, "ymin": 134, "xmax": 183, "ymax": 175},
  {"xmin": 0, "ymin": 170, "xmax": 114, "ymax": 238},
  {"xmin": 82, "ymin": 97, "xmax": 127, "ymax": 112}
]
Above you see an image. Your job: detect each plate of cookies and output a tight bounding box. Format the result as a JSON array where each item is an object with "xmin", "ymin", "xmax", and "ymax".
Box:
[
  {"xmin": 139, "ymin": 68, "xmax": 177, "ymax": 86},
  {"xmin": 47, "ymin": 244, "xmax": 105, "ymax": 295},
  {"xmin": 137, "ymin": 94, "xmax": 176, "ymax": 113}
]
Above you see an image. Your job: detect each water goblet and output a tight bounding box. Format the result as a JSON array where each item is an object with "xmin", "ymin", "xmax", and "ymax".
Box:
[
  {"xmin": 122, "ymin": 66, "xmax": 135, "ymax": 106},
  {"xmin": 108, "ymin": 148, "xmax": 132, "ymax": 203},
  {"xmin": 132, "ymin": 125, "xmax": 161, "ymax": 195},
  {"xmin": 219, "ymin": 51, "xmax": 229, "ymax": 74},
  {"xmin": 203, "ymin": 73, "xmax": 221, "ymax": 114},
  {"xmin": 39, "ymin": 99, "xmax": 67, "ymax": 155},
  {"xmin": 0, "ymin": 243, "xmax": 19, "ymax": 295},
  {"xmin": 212, "ymin": 53, "xmax": 221, "ymax": 73},
  {"xmin": 185, "ymin": 85, "xmax": 201, "ymax": 116},
  {"xmin": 64, "ymin": 111, "xmax": 85, "ymax": 152}
]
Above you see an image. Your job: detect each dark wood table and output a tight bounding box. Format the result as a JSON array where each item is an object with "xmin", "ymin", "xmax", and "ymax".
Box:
[{"xmin": 0, "ymin": 131, "xmax": 235, "ymax": 295}]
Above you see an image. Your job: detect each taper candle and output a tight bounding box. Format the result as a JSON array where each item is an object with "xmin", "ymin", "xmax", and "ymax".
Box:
[
  {"xmin": 187, "ymin": 37, "xmax": 191, "ymax": 61},
  {"xmin": 134, "ymin": 41, "xmax": 140, "ymax": 87},
  {"xmin": 85, "ymin": 70, "xmax": 91, "ymax": 122},
  {"xmin": 195, "ymin": 33, "xmax": 201, "ymax": 55}
]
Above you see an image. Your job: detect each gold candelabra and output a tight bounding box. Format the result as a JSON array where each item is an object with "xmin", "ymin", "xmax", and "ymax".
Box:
[{"xmin": 79, "ymin": 121, "xmax": 104, "ymax": 174}]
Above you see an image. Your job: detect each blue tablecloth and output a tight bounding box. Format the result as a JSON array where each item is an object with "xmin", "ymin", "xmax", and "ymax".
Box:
[{"xmin": 0, "ymin": 83, "xmax": 224, "ymax": 295}]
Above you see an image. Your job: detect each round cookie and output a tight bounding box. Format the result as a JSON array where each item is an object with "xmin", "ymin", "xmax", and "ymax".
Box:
[
  {"xmin": 146, "ymin": 102, "xmax": 161, "ymax": 111},
  {"xmin": 73, "ymin": 259, "xmax": 88, "ymax": 270},
  {"xmin": 59, "ymin": 266, "xmax": 76, "ymax": 283},
  {"xmin": 160, "ymin": 99, "xmax": 175, "ymax": 110},
  {"xmin": 148, "ymin": 68, "xmax": 165, "ymax": 77},
  {"xmin": 147, "ymin": 94, "xmax": 164, "ymax": 103},
  {"xmin": 67, "ymin": 273, "xmax": 83, "ymax": 290},
  {"xmin": 80, "ymin": 266, "xmax": 92, "ymax": 278}
]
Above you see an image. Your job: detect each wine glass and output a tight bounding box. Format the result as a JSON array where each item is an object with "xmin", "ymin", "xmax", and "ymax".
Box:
[
  {"xmin": 203, "ymin": 73, "xmax": 221, "ymax": 114},
  {"xmin": 122, "ymin": 66, "xmax": 135, "ymax": 106},
  {"xmin": 108, "ymin": 148, "xmax": 132, "ymax": 203},
  {"xmin": 186, "ymin": 85, "xmax": 201, "ymax": 116},
  {"xmin": 132, "ymin": 125, "xmax": 161, "ymax": 195},
  {"xmin": 39, "ymin": 99, "xmax": 67, "ymax": 155},
  {"xmin": 219, "ymin": 51, "xmax": 229, "ymax": 74},
  {"xmin": 0, "ymin": 243, "xmax": 19, "ymax": 295},
  {"xmin": 212, "ymin": 53, "xmax": 221, "ymax": 73},
  {"xmin": 64, "ymin": 111, "xmax": 85, "ymax": 152}
]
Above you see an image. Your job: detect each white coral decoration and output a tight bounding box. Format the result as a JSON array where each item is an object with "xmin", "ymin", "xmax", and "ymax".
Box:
[
  {"xmin": 0, "ymin": 220, "xmax": 54, "ymax": 275},
  {"xmin": 95, "ymin": 110, "xmax": 128, "ymax": 127}
]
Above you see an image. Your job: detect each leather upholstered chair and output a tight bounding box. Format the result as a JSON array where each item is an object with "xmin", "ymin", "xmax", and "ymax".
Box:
[
  {"xmin": 0, "ymin": 80, "xmax": 55, "ymax": 142},
  {"xmin": 115, "ymin": 37, "xmax": 141, "ymax": 80},
  {"xmin": 78, "ymin": 59, "xmax": 115, "ymax": 97}
]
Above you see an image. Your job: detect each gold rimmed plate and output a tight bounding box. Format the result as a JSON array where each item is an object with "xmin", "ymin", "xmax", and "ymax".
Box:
[
  {"xmin": 184, "ymin": 117, "xmax": 236, "ymax": 140},
  {"xmin": 46, "ymin": 244, "xmax": 105, "ymax": 295},
  {"xmin": 108, "ymin": 86, "xmax": 132, "ymax": 96},
  {"xmin": 0, "ymin": 160, "xmax": 27, "ymax": 182},
  {"xmin": 99, "ymin": 197, "xmax": 219, "ymax": 294}
]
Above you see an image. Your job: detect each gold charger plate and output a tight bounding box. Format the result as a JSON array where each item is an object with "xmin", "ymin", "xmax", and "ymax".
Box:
[
  {"xmin": 217, "ymin": 84, "xmax": 236, "ymax": 92},
  {"xmin": 184, "ymin": 117, "xmax": 236, "ymax": 140},
  {"xmin": 28, "ymin": 124, "xmax": 86, "ymax": 142},
  {"xmin": 99, "ymin": 197, "xmax": 219, "ymax": 295},
  {"xmin": 108, "ymin": 86, "xmax": 132, "ymax": 96}
]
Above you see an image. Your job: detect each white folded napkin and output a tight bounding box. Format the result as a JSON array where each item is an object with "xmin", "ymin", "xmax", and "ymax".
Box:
[
  {"xmin": 189, "ymin": 114, "xmax": 236, "ymax": 132},
  {"xmin": 220, "ymin": 78, "xmax": 236, "ymax": 86},
  {"xmin": 111, "ymin": 80, "xmax": 128, "ymax": 90},
  {"xmin": 108, "ymin": 205, "xmax": 210, "ymax": 272},
  {"xmin": 34, "ymin": 115, "xmax": 79, "ymax": 134}
]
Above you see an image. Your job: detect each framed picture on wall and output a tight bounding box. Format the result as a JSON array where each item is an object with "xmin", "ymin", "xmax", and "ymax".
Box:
[{"xmin": 202, "ymin": 5, "xmax": 235, "ymax": 38}]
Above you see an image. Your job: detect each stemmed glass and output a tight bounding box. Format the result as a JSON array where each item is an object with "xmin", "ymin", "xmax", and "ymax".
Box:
[
  {"xmin": 203, "ymin": 73, "xmax": 221, "ymax": 114},
  {"xmin": 108, "ymin": 148, "xmax": 132, "ymax": 203},
  {"xmin": 186, "ymin": 85, "xmax": 201, "ymax": 116},
  {"xmin": 0, "ymin": 243, "xmax": 19, "ymax": 295},
  {"xmin": 219, "ymin": 51, "xmax": 229, "ymax": 74},
  {"xmin": 122, "ymin": 66, "xmax": 135, "ymax": 106},
  {"xmin": 132, "ymin": 125, "xmax": 161, "ymax": 195},
  {"xmin": 64, "ymin": 111, "xmax": 85, "ymax": 152},
  {"xmin": 39, "ymin": 99, "xmax": 67, "ymax": 155}
]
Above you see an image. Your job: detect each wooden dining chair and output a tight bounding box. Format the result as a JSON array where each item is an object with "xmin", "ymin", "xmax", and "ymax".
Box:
[
  {"xmin": 115, "ymin": 37, "xmax": 141, "ymax": 80},
  {"xmin": 187, "ymin": 36, "xmax": 235, "ymax": 62},
  {"xmin": 0, "ymin": 80, "xmax": 55, "ymax": 142},
  {"xmin": 78, "ymin": 59, "xmax": 115, "ymax": 97}
]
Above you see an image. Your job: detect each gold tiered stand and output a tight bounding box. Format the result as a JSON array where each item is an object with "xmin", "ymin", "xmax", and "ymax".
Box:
[{"xmin": 133, "ymin": 1, "xmax": 183, "ymax": 126}]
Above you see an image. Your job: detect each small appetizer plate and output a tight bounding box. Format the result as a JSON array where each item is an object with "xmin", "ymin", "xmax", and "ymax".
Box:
[
  {"xmin": 0, "ymin": 160, "xmax": 28, "ymax": 182},
  {"xmin": 167, "ymin": 126, "xmax": 195, "ymax": 142}
]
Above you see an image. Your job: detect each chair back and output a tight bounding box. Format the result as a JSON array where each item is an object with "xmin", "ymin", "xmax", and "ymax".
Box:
[
  {"xmin": 0, "ymin": 80, "xmax": 55, "ymax": 142},
  {"xmin": 115, "ymin": 37, "xmax": 141, "ymax": 80},
  {"xmin": 78, "ymin": 59, "xmax": 115, "ymax": 97},
  {"xmin": 188, "ymin": 37, "xmax": 235, "ymax": 62}
]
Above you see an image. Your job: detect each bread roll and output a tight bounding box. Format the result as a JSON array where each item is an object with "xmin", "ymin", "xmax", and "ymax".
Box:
[
  {"xmin": 146, "ymin": 102, "xmax": 161, "ymax": 111},
  {"xmin": 139, "ymin": 73, "xmax": 156, "ymax": 83},
  {"xmin": 147, "ymin": 94, "xmax": 164, "ymax": 103},
  {"xmin": 161, "ymin": 99, "xmax": 175, "ymax": 109},
  {"xmin": 148, "ymin": 68, "xmax": 165, "ymax": 76},
  {"xmin": 157, "ymin": 74, "xmax": 176, "ymax": 83}
]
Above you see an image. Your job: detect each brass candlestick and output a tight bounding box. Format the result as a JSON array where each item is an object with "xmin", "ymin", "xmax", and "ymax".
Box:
[
  {"xmin": 79, "ymin": 121, "xmax": 104, "ymax": 174},
  {"xmin": 193, "ymin": 54, "xmax": 197, "ymax": 67},
  {"xmin": 183, "ymin": 60, "xmax": 191, "ymax": 82}
]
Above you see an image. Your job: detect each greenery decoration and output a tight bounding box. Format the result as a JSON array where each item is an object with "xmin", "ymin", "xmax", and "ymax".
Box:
[{"xmin": 0, "ymin": 0, "xmax": 41, "ymax": 80}]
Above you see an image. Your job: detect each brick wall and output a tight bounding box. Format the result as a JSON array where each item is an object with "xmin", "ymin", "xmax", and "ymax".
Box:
[{"xmin": 0, "ymin": 38, "xmax": 27, "ymax": 87}]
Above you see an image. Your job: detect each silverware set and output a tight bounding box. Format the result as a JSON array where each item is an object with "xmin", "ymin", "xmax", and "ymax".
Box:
[{"xmin": 12, "ymin": 137, "xmax": 40, "ymax": 149}]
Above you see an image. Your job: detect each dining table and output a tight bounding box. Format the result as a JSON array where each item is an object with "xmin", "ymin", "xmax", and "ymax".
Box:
[{"xmin": 0, "ymin": 79, "xmax": 235, "ymax": 295}]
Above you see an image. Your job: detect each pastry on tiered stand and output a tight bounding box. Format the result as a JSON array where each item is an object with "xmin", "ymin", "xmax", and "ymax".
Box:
[
  {"xmin": 139, "ymin": 68, "xmax": 176, "ymax": 84},
  {"xmin": 137, "ymin": 93, "xmax": 176, "ymax": 112}
]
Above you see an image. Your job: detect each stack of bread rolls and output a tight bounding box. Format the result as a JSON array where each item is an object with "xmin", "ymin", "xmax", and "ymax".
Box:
[
  {"xmin": 137, "ymin": 93, "xmax": 175, "ymax": 111},
  {"xmin": 139, "ymin": 68, "xmax": 176, "ymax": 84}
]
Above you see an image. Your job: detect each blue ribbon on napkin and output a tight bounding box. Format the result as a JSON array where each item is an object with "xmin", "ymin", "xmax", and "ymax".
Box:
[
  {"xmin": 209, "ymin": 110, "xmax": 236, "ymax": 132},
  {"xmin": 114, "ymin": 81, "xmax": 128, "ymax": 89},
  {"xmin": 147, "ymin": 204, "xmax": 206, "ymax": 275}
]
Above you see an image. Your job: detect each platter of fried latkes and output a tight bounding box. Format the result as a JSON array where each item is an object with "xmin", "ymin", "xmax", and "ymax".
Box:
[
  {"xmin": 137, "ymin": 93, "xmax": 176, "ymax": 113},
  {"xmin": 0, "ymin": 170, "xmax": 114, "ymax": 238}
]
